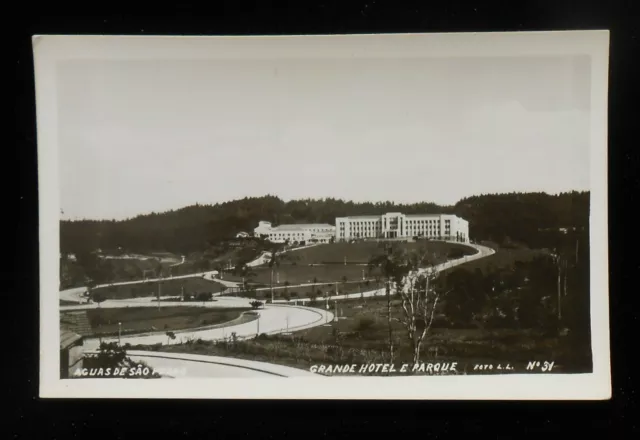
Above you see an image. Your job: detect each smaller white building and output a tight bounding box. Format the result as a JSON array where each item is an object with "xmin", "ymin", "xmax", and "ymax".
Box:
[{"xmin": 254, "ymin": 221, "xmax": 336, "ymax": 244}]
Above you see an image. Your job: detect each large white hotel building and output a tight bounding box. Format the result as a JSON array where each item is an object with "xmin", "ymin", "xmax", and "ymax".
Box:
[
  {"xmin": 254, "ymin": 212, "xmax": 469, "ymax": 244},
  {"xmin": 335, "ymin": 212, "xmax": 469, "ymax": 242}
]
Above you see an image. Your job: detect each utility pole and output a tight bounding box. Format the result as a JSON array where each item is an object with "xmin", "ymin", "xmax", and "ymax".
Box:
[
  {"xmin": 557, "ymin": 256, "xmax": 562, "ymax": 321},
  {"xmin": 334, "ymin": 301, "xmax": 338, "ymax": 322},
  {"xmin": 270, "ymin": 270, "xmax": 274, "ymax": 304},
  {"xmin": 158, "ymin": 280, "xmax": 161, "ymax": 311},
  {"xmin": 563, "ymin": 259, "xmax": 568, "ymax": 298},
  {"xmin": 257, "ymin": 313, "xmax": 260, "ymax": 336}
]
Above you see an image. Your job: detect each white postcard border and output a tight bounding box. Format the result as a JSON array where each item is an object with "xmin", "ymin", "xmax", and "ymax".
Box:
[{"xmin": 35, "ymin": 31, "xmax": 611, "ymax": 399}]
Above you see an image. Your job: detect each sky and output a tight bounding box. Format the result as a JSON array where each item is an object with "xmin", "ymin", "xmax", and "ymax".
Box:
[{"xmin": 57, "ymin": 53, "xmax": 591, "ymax": 221}]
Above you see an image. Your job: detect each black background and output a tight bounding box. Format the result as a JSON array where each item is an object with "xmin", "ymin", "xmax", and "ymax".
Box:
[{"xmin": 13, "ymin": 0, "xmax": 638, "ymax": 437}]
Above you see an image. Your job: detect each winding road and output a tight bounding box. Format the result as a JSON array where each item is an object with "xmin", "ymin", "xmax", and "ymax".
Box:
[
  {"xmin": 61, "ymin": 242, "xmax": 494, "ymax": 377},
  {"xmin": 72, "ymin": 301, "xmax": 334, "ymax": 351},
  {"xmin": 84, "ymin": 350, "xmax": 321, "ymax": 378}
]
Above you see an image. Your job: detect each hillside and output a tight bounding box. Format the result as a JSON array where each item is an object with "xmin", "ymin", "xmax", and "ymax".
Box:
[{"xmin": 60, "ymin": 191, "xmax": 589, "ymax": 256}]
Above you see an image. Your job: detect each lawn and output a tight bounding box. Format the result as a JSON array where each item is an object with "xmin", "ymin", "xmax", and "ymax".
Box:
[
  {"xmin": 456, "ymin": 247, "xmax": 549, "ymax": 274},
  {"xmin": 222, "ymin": 241, "xmax": 476, "ymax": 286},
  {"xmin": 285, "ymin": 241, "xmax": 477, "ymax": 265},
  {"xmin": 77, "ymin": 306, "xmax": 253, "ymax": 336},
  {"xmin": 222, "ymin": 279, "xmax": 384, "ymax": 301},
  {"xmin": 210, "ymin": 246, "xmax": 262, "ymax": 265},
  {"xmin": 91, "ymin": 276, "xmax": 225, "ymax": 300},
  {"xmin": 223, "ymin": 264, "xmax": 380, "ymax": 286}
]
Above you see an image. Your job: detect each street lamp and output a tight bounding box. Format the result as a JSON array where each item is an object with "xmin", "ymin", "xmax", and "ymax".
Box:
[{"xmin": 118, "ymin": 322, "xmax": 122, "ymax": 345}]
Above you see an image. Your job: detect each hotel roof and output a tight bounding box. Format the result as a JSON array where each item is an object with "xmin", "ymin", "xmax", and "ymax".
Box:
[
  {"xmin": 340, "ymin": 213, "xmax": 444, "ymax": 219},
  {"xmin": 60, "ymin": 328, "xmax": 83, "ymax": 349},
  {"xmin": 271, "ymin": 223, "xmax": 335, "ymax": 231}
]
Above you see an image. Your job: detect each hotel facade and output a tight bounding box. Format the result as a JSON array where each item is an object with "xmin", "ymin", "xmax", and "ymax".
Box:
[{"xmin": 335, "ymin": 212, "xmax": 470, "ymax": 242}]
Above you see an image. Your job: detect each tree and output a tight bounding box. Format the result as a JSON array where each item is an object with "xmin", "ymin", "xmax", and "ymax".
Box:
[
  {"xmin": 236, "ymin": 264, "xmax": 256, "ymax": 292},
  {"xmin": 368, "ymin": 245, "xmax": 411, "ymax": 362},
  {"xmin": 311, "ymin": 289, "xmax": 321, "ymax": 305},
  {"xmin": 395, "ymin": 267, "xmax": 447, "ymax": 365},
  {"xmin": 92, "ymin": 292, "xmax": 106, "ymax": 308},
  {"xmin": 85, "ymin": 278, "xmax": 96, "ymax": 298},
  {"xmin": 265, "ymin": 243, "xmax": 296, "ymax": 303},
  {"xmin": 60, "ymin": 192, "xmax": 589, "ymax": 257},
  {"xmin": 311, "ymin": 276, "xmax": 318, "ymax": 298},
  {"xmin": 442, "ymin": 269, "xmax": 483, "ymax": 326},
  {"xmin": 79, "ymin": 342, "xmax": 161, "ymax": 379},
  {"xmin": 166, "ymin": 331, "xmax": 176, "ymax": 344}
]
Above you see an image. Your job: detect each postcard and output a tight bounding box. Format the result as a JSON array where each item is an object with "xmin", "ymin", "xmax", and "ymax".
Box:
[{"xmin": 34, "ymin": 31, "xmax": 610, "ymax": 399}]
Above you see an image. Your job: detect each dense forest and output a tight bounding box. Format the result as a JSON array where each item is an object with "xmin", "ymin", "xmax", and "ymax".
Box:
[{"xmin": 60, "ymin": 191, "xmax": 589, "ymax": 256}]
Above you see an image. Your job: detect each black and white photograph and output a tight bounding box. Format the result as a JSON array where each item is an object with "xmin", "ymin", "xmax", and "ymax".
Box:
[{"xmin": 34, "ymin": 31, "xmax": 610, "ymax": 399}]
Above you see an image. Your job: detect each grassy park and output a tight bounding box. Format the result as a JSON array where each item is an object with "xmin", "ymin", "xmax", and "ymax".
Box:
[
  {"xmin": 287, "ymin": 240, "xmax": 476, "ymax": 265},
  {"xmin": 221, "ymin": 240, "xmax": 477, "ymax": 288},
  {"xmin": 90, "ymin": 276, "xmax": 225, "ymax": 300},
  {"xmin": 61, "ymin": 306, "xmax": 254, "ymax": 337}
]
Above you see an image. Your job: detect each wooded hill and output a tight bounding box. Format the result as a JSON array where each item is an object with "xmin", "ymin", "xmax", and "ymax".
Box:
[{"xmin": 60, "ymin": 191, "xmax": 589, "ymax": 255}]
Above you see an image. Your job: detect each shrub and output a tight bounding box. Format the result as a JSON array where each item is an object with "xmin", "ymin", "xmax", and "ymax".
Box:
[
  {"xmin": 249, "ymin": 300, "xmax": 263, "ymax": 309},
  {"xmin": 196, "ymin": 292, "xmax": 213, "ymax": 302},
  {"xmin": 355, "ymin": 316, "xmax": 376, "ymax": 333}
]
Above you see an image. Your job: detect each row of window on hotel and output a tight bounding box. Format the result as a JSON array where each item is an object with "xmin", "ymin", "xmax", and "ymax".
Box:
[{"xmin": 339, "ymin": 220, "xmax": 450, "ymax": 227}]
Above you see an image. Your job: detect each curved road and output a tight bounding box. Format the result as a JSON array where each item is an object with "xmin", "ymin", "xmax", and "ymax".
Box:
[
  {"xmin": 79, "ymin": 303, "xmax": 334, "ymax": 351},
  {"xmin": 60, "ymin": 270, "xmax": 237, "ymax": 303},
  {"xmin": 83, "ymin": 350, "xmax": 321, "ymax": 378},
  {"xmin": 61, "ymin": 242, "xmax": 493, "ymax": 376}
]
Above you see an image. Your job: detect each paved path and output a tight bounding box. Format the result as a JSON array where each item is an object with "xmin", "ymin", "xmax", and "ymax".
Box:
[
  {"xmin": 60, "ymin": 270, "xmax": 230, "ymax": 303},
  {"xmin": 60, "ymin": 295, "xmax": 255, "ymax": 311},
  {"xmin": 105, "ymin": 350, "xmax": 320, "ymax": 378},
  {"xmin": 245, "ymin": 243, "xmax": 323, "ymax": 267},
  {"xmin": 170, "ymin": 255, "xmax": 186, "ymax": 267},
  {"xmin": 81, "ymin": 303, "xmax": 334, "ymax": 351}
]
